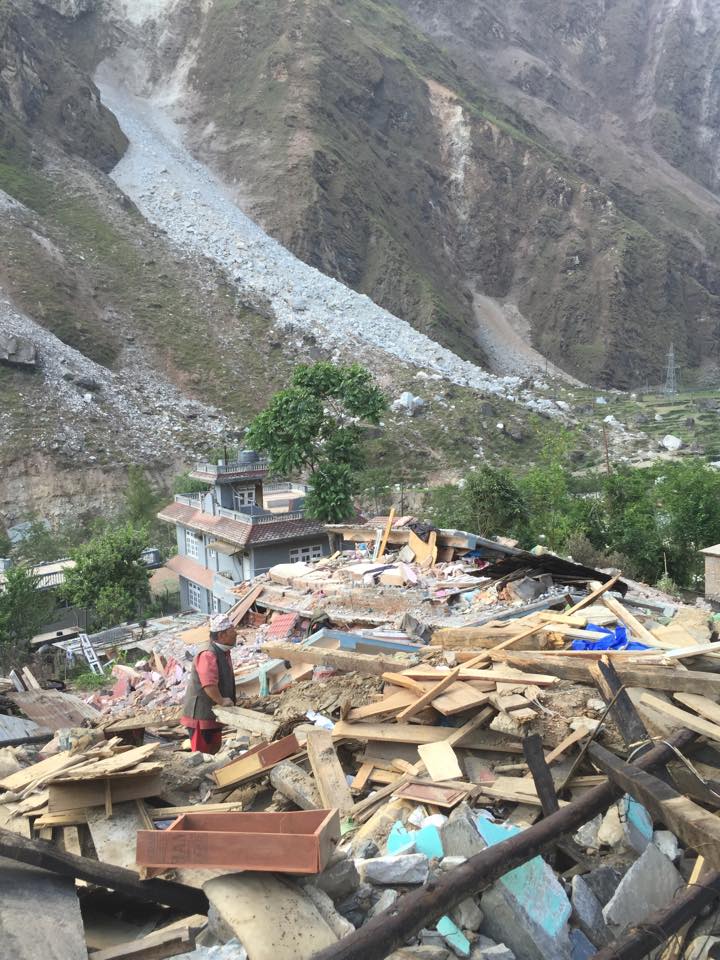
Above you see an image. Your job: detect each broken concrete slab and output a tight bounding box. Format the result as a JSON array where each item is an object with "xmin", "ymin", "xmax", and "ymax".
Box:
[
  {"xmin": 570, "ymin": 875, "xmax": 611, "ymax": 948},
  {"xmin": 440, "ymin": 804, "xmax": 486, "ymax": 858},
  {"xmin": 205, "ymin": 873, "xmax": 338, "ymax": 960},
  {"xmin": 0, "ymin": 858, "xmax": 87, "ymax": 960},
  {"xmin": 314, "ymin": 855, "xmax": 360, "ymax": 901},
  {"xmin": 569, "ymin": 929, "xmax": 595, "ymax": 960},
  {"xmin": 581, "ymin": 866, "xmax": 624, "ymax": 907},
  {"xmin": 471, "ymin": 937, "xmax": 516, "ymax": 960},
  {"xmin": 573, "ymin": 814, "xmax": 601, "ymax": 851},
  {"xmin": 369, "ymin": 887, "xmax": 398, "ymax": 917},
  {"xmin": 451, "ymin": 897, "xmax": 483, "ymax": 933},
  {"xmin": 436, "ymin": 915, "xmax": 471, "ymax": 957},
  {"xmin": 653, "ymin": 829, "xmax": 680, "ymax": 861},
  {"xmin": 477, "ymin": 819, "xmax": 571, "ymax": 960},
  {"xmin": 602, "ymin": 842, "xmax": 684, "ymax": 934},
  {"xmin": 299, "ymin": 881, "xmax": 355, "ymax": 938},
  {"xmin": 360, "ymin": 854, "xmax": 429, "ymax": 885}
]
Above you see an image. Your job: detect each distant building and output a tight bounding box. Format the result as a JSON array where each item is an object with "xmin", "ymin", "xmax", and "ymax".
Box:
[
  {"xmin": 0, "ymin": 557, "xmax": 76, "ymax": 592},
  {"xmin": 701, "ymin": 544, "xmax": 720, "ymax": 602},
  {"xmin": 158, "ymin": 451, "xmax": 333, "ymax": 614}
]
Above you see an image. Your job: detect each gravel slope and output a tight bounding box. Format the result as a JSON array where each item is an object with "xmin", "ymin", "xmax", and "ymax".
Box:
[{"xmin": 96, "ymin": 70, "xmax": 567, "ymax": 418}]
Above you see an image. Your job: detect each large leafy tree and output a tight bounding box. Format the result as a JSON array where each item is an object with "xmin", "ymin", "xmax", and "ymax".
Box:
[
  {"xmin": 61, "ymin": 523, "xmax": 151, "ymax": 628},
  {"xmin": 247, "ymin": 362, "xmax": 387, "ymax": 522},
  {"xmin": 0, "ymin": 564, "xmax": 54, "ymax": 655}
]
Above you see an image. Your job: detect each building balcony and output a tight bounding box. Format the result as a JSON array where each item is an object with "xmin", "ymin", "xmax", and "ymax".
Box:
[
  {"xmin": 173, "ymin": 495, "xmax": 305, "ymax": 525},
  {"xmin": 189, "ymin": 455, "xmax": 270, "ymax": 483}
]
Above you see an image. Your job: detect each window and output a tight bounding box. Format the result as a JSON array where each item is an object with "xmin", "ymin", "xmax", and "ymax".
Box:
[
  {"xmin": 208, "ymin": 548, "xmax": 217, "ymax": 564},
  {"xmin": 211, "ymin": 595, "xmax": 221, "ymax": 613},
  {"xmin": 184, "ymin": 529, "xmax": 201, "ymax": 559},
  {"xmin": 233, "ymin": 488, "xmax": 256, "ymax": 510},
  {"xmin": 187, "ymin": 580, "xmax": 203, "ymax": 609},
  {"xmin": 289, "ymin": 544, "xmax": 324, "ymax": 563}
]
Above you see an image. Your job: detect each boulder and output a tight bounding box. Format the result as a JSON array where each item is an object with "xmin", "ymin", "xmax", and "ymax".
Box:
[
  {"xmin": 451, "ymin": 897, "xmax": 484, "ymax": 932},
  {"xmin": 0, "ymin": 334, "xmax": 37, "ymax": 369},
  {"xmin": 369, "ymin": 888, "xmax": 398, "ymax": 917},
  {"xmin": 661, "ymin": 434, "xmax": 683, "ymax": 451},
  {"xmin": 315, "ymin": 856, "xmax": 360, "ymax": 902},
  {"xmin": 440, "ymin": 805, "xmax": 486, "ymax": 858}
]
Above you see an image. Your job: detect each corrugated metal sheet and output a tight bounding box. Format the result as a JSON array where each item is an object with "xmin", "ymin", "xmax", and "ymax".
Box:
[
  {"xmin": 0, "ymin": 714, "xmax": 47, "ymax": 740},
  {"xmin": 8, "ymin": 690, "xmax": 101, "ymax": 731}
]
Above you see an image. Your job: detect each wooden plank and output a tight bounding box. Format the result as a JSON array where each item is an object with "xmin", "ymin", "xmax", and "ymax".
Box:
[
  {"xmin": 48, "ymin": 773, "xmax": 163, "ymax": 813},
  {"xmin": 0, "ymin": 752, "xmax": 83, "ymax": 794},
  {"xmin": 396, "ymin": 667, "xmax": 460, "ymax": 722},
  {"xmin": 393, "ymin": 782, "xmax": 468, "ymax": 808},
  {"xmin": 403, "ymin": 667, "xmax": 558, "ymax": 686},
  {"xmin": 431, "ymin": 683, "xmax": 491, "ymax": 716},
  {"xmin": 417, "ymin": 742, "xmax": 462, "ymax": 782},
  {"xmin": 382, "ymin": 673, "xmax": 427, "ymax": 696},
  {"xmin": 53, "ymin": 745, "xmax": 159, "ymax": 781},
  {"xmin": 228, "ymin": 583, "xmax": 264, "ymax": 626},
  {"xmin": 210, "ymin": 707, "xmax": 280, "ymax": 740},
  {"xmin": 88, "ymin": 922, "xmax": 203, "ymax": 960},
  {"xmin": 673, "ymin": 692, "xmax": 720, "ymax": 728},
  {"xmin": 213, "ymin": 734, "xmax": 300, "ymax": 788},
  {"xmin": 333, "ymin": 718, "xmax": 499, "ymax": 747},
  {"xmin": 21, "ymin": 667, "xmax": 42, "ymax": 691},
  {"xmin": 522, "ymin": 734, "xmax": 559, "ymax": 816},
  {"xmin": 639, "ymin": 693, "xmax": 720, "ymax": 742},
  {"xmin": 262, "ymin": 642, "xmax": 415, "ymax": 677},
  {"xmin": 486, "ymin": 652, "xmax": 720, "ymax": 696},
  {"xmin": 150, "ymin": 802, "xmax": 244, "ymax": 819},
  {"xmin": 565, "ymin": 574, "xmax": 622, "ymax": 614},
  {"xmin": 602, "ymin": 593, "xmax": 666, "ymax": 648},
  {"xmin": 589, "ymin": 741, "xmax": 720, "ymax": 870},
  {"xmin": 589, "ymin": 656, "xmax": 649, "ymax": 748},
  {"xmin": 306, "ymin": 730, "xmax": 353, "ymax": 814},
  {"xmin": 376, "ymin": 508, "xmax": 396, "ymax": 561},
  {"xmin": 347, "ymin": 690, "xmax": 416, "ymax": 721},
  {"xmin": 351, "ymin": 762, "xmax": 374, "ymax": 792}
]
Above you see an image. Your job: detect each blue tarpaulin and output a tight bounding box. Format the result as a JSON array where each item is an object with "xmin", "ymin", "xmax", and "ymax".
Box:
[{"xmin": 570, "ymin": 623, "xmax": 649, "ymax": 652}]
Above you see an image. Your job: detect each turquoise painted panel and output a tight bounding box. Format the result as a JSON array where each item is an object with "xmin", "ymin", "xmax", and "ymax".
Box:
[{"xmin": 475, "ymin": 819, "xmax": 571, "ymax": 936}]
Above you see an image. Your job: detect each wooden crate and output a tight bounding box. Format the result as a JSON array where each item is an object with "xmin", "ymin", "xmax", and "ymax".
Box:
[
  {"xmin": 212, "ymin": 733, "xmax": 300, "ymax": 788},
  {"xmin": 136, "ymin": 809, "xmax": 340, "ymax": 874}
]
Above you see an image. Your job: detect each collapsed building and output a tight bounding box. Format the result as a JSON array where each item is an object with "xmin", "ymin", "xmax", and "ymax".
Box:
[{"xmin": 1, "ymin": 514, "xmax": 720, "ymax": 960}]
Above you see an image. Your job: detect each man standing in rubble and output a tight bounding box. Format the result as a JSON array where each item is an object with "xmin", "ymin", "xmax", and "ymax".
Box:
[{"xmin": 181, "ymin": 614, "xmax": 237, "ymax": 754}]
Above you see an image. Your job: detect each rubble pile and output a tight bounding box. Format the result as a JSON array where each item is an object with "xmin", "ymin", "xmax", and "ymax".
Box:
[{"xmin": 2, "ymin": 521, "xmax": 720, "ymax": 960}]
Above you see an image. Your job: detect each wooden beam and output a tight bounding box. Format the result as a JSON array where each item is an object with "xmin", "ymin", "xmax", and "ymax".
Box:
[
  {"xmin": 522, "ymin": 734, "xmax": 559, "ymax": 816},
  {"xmin": 306, "ymin": 729, "xmax": 353, "ymax": 815},
  {"xmin": 673, "ymin": 692, "xmax": 720, "ymax": 728},
  {"xmin": 588, "ymin": 741, "xmax": 720, "ymax": 869},
  {"xmin": 376, "ymin": 508, "xmax": 395, "ymax": 561},
  {"xmin": 311, "ymin": 730, "xmax": 697, "ymax": 960},
  {"xmin": 639, "ymin": 693, "xmax": 720, "ymax": 742},
  {"xmin": 262, "ymin": 642, "xmax": 414, "ymax": 677},
  {"xmin": 487, "ymin": 652, "xmax": 720, "ymax": 697},
  {"xmin": 565, "ymin": 574, "xmax": 621, "ymax": 614},
  {"xmin": 0, "ymin": 826, "xmax": 208, "ymax": 913},
  {"xmin": 589, "ymin": 656, "xmax": 649, "ymax": 749},
  {"xmin": 659, "ymin": 856, "xmax": 706, "ymax": 960},
  {"xmin": 602, "ymin": 594, "xmax": 664, "ymax": 648}
]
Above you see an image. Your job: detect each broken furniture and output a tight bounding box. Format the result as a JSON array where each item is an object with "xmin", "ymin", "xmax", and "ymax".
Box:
[{"xmin": 136, "ymin": 809, "xmax": 340, "ymax": 873}]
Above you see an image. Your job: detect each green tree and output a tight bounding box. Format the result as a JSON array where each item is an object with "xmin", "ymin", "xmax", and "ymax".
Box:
[
  {"xmin": 463, "ymin": 467, "xmax": 529, "ymax": 540},
  {"xmin": 246, "ymin": 362, "xmax": 387, "ymax": 522},
  {"xmin": 124, "ymin": 466, "xmax": 165, "ymax": 527},
  {"xmin": 0, "ymin": 564, "xmax": 54, "ymax": 656},
  {"xmin": 13, "ymin": 517, "xmax": 69, "ymax": 565},
  {"xmin": 659, "ymin": 461, "xmax": 720, "ymax": 586},
  {"xmin": 60, "ymin": 523, "xmax": 151, "ymax": 629},
  {"xmin": 172, "ymin": 472, "xmax": 208, "ymax": 496},
  {"xmin": 424, "ymin": 483, "xmax": 471, "ymax": 531}
]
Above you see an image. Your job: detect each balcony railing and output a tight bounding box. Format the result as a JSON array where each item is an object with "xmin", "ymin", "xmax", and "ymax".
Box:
[
  {"xmin": 192, "ymin": 459, "xmax": 270, "ymax": 476},
  {"xmin": 173, "ymin": 495, "xmax": 306, "ymax": 525}
]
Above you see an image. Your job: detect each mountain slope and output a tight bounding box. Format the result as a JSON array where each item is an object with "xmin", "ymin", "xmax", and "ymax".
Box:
[{"xmin": 80, "ymin": 0, "xmax": 720, "ymax": 388}]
